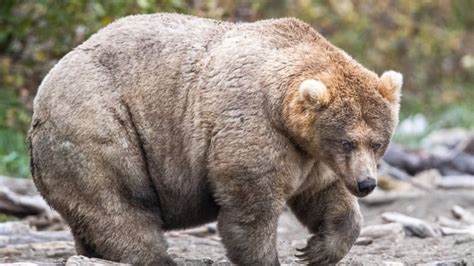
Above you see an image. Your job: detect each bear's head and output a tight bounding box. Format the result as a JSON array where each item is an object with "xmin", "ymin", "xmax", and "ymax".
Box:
[{"xmin": 284, "ymin": 68, "xmax": 402, "ymax": 198}]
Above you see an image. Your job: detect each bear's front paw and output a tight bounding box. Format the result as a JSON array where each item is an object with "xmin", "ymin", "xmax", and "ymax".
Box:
[{"xmin": 295, "ymin": 235, "xmax": 344, "ymax": 265}]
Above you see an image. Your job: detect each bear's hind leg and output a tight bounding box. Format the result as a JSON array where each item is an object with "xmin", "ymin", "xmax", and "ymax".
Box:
[
  {"xmin": 74, "ymin": 236, "xmax": 100, "ymax": 259},
  {"xmin": 30, "ymin": 123, "xmax": 175, "ymax": 265},
  {"xmin": 67, "ymin": 202, "xmax": 175, "ymax": 265},
  {"xmin": 288, "ymin": 180, "xmax": 362, "ymax": 265}
]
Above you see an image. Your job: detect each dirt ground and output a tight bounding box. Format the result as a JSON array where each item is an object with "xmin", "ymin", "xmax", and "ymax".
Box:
[{"xmin": 1, "ymin": 190, "xmax": 473, "ymax": 265}]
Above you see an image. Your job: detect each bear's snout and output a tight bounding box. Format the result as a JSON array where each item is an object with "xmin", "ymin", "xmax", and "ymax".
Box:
[{"xmin": 357, "ymin": 178, "xmax": 376, "ymax": 196}]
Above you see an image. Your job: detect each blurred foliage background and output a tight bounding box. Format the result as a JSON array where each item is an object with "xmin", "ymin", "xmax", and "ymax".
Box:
[{"xmin": 0, "ymin": 0, "xmax": 473, "ymax": 177}]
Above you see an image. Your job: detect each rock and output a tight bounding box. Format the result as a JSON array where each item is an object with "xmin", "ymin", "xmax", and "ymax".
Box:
[
  {"xmin": 396, "ymin": 113, "xmax": 428, "ymax": 136},
  {"xmin": 383, "ymin": 144, "xmax": 427, "ymax": 175},
  {"xmin": 418, "ymin": 259, "xmax": 468, "ymax": 266},
  {"xmin": 412, "ymin": 169, "xmax": 441, "ymax": 190},
  {"xmin": 422, "ymin": 128, "xmax": 470, "ymax": 151},
  {"xmin": 377, "ymin": 161, "xmax": 411, "ymax": 181}
]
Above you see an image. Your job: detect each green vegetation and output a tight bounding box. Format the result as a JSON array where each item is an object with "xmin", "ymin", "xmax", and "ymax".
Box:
[{"xmin": 1, "ymin": 0, "xmax": 473, "ymax": 177}]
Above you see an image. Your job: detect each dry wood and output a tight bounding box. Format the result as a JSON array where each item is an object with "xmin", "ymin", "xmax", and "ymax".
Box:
[
  {"xmin": 436, "ymin": 176, "xmax": 474, "ymax": 189},
  {"xmin": 0, "ymin": 176, "xmax": 37, "ymax": 195},
  {"xmin": 0, "ymin": 240, "xmax": 74, "ymax": 259},
  {"xmin": 359, "ymin": 223, "xmax": 405, "ymax": 240},
  {"xmin": 178, "ymin": 223, "xmax": 217, "ymax": 237},
  {"xmin": 377, "ymin": 160, "xmax": 411, "ymax": 181},
  {"xmin": 437, "ymin": 216, "xmax": 467, "ymax": 228},
  {"xmin": 0, "ymin": 222, "xmax": 72, "ymax": 247},
  {"xmin": 354, "ymin": 236, "xmax": 373, "ymax": 246},
  {"xmin": 440, "ymin": 226, "xmax": 474, "ymax": 236},
  {"xmin": 381, "ymin": 212, "xmax": 442, "ymax": 238},
  {"xmin": 359, "ymin": 189, "xmax": 423, "ymax": 206},
  {"xmin": 452, "ymin": 205, "xmax": 474, "ymax": 224},
  {"xmin": 66, "ymin": 255, "xmax": 129, "ymax": 265},
  {"xmin": 0, "ymin": 186, "xmax": 50, "ymax": 216}
]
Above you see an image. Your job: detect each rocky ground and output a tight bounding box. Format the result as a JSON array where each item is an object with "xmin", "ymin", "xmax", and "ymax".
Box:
[{"xmin": 1, "ymin": 189, "xmax": 473, "ymax": 265}]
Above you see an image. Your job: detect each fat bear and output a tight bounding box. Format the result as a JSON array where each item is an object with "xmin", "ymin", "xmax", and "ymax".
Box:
[{"xmin": 29, "ymin": 13, "xmax": 402, "ymax": 265}]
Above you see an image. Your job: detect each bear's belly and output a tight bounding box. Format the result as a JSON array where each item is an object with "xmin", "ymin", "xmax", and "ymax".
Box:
[{"xmin": 156, "ymin": 175, "xmax": 220, "ymax": 231}]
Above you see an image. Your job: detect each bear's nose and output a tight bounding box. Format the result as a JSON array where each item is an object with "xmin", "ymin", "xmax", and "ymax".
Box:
[{"xmin": 357, "ymin": 178, "xmax": 376, "ymax": 194}]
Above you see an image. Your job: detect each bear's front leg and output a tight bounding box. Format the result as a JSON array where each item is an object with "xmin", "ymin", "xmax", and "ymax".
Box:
[
  {"xmin": 288, "ymin": 180, "xmax": 362, "ymax": 265},
  {"xmin": 215, "ymin": 181, "xmax": 285, "ymax": 266}
]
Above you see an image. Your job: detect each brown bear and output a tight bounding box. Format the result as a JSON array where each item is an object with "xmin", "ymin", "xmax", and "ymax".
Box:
[{"xmin": 29, "ymin": 13, "xmax": 402, "ymax": 265}]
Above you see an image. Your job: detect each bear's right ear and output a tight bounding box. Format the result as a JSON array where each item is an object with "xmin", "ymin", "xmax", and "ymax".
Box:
[
  {"xmin": 298, "ymin": 79, "xmax": 331, "ymax": 109},
  {"xmin": 378, "ymin": 71, "xmax": 403, "ymax": 105}
]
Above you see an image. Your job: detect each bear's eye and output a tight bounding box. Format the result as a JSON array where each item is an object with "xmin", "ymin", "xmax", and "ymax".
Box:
[
  {"xmin": 371, "ymin": 143, "xmax": 382, "ymax": 151},
  {"xmin": 341, "ymin": 141, "xmax": 354, "ymax": 153}
]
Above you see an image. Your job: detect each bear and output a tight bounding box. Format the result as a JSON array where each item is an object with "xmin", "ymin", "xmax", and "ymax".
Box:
[{"xmin": 29, "ymin": 13, "xmax": 402, "ymax": 265}]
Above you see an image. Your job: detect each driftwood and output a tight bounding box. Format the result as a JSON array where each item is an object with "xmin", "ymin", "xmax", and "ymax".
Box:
[
  {"xmin": 359, "ymin": 188, "xmax": 423, "ymax": 206},
  {"xmin": 0, "ymin": 221, "xmax": 72, "ymax": 247},
  {"xmin": 354, "ymin": 223, "xmax": 405, "ymax": 246},
  {"xmin": 359, "ymin": 223, "xmax": 405, "ymax": 239},
  {"xmin": 66, "ymin": 255, "xmax": 226, "ymax": 266},
  {"xmin": 0, "ymin": 176, "xmax": 51, "ymax": 217},
  {"xmin": 381, "ymin": 212, "xmax": 442, "ymax": 238},
  {"xmin": 66, "ymin": 255, "xmax": 128, "ymax": 265},
  {"xmin": 0, "ymin": 175, "xmax": 37, "ymax": 195},
  {"xmin": 452, "ymin": 205, "xmax": 474, "ymax": 224},
  {"xmin": 440, "ymin": 226, "xmax": 474, "ymax": 236},
  {"xmin": 383, "ymin": 143, "xmax": 474, "ymax": 176},
  {"xmin": 177, "ymin": 223, "xmax": 217, "ymax": 238},
  {"xmin": 0, "ymin": 240, "xmax": 74, "ymax": 259},
  {"xmin": 437, "ymin": 216, "xmax": 467, "ymax": 229},
  {"xmin": 354, "ymin": 236, "xmax": 373, "ymax": 246},
  {"xmin": 436, "ymin": 176, "xmax": 474, "ymax": 189},
  {"xmin": 378, "ymin": 160, "xmax": 411, "ymax": 181}
]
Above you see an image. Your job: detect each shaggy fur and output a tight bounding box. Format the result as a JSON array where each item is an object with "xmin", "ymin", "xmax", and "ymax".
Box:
[{"xmin": 29, "ymin": 13, "xmax": 402, "ymax": 265}]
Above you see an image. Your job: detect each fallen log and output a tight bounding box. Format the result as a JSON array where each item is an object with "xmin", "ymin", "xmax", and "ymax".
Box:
[
  {"xmin": 436, "ymin": 176, "xmax": 474, "ymax": 189},
  {"xmin": 381, "ymin": 212, "xmax": 442, "ymax": 238},
  {"xmin": 437, "ymin": 216, "xmax": 467, "ymax": 228},
  {"xmin": 354, "ymin": 236, "xmax": 373, "ymax": 246},
  {"xmin": 0, "ymin": 240, "xmax": 74, "ymax": 260},
  {"xmin": 383, "ymin": 143, "xmax": 474, "ymax": 176},
  {"xmin": 67, "ymin": 255, "xmax": 128, "ymax": 265},
  {"xmin": 0, "ymin": 176, "xmax": 37, "ymax": 195},
  {"xmin": 440, "ymin": 226, "xmax": 474, "ymax": 236},
  {"xmin": 359, "ymin": 223, "xmax": 405, "ymax": 240},
  {"xmin": 0, "ymin": 185, "xmax": 50, "ymax": 217},
  {"xmin": 0, "ymin": 222, "xmax": 72, "ymax": 247},
  {"xmin": 359, "ymin": 188, "xmax": 423, "ymax": 206}
]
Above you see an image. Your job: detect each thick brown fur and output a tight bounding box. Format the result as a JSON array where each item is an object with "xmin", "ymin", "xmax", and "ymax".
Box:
[{"xmin": 29, "ymin": 13, "xmax": 402, "ymax": 265}]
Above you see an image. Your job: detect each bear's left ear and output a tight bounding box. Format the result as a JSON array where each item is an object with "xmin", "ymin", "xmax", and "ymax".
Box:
[{"xmin": 378, "ymin": 70, "xmax": 403, "ymax": 107}]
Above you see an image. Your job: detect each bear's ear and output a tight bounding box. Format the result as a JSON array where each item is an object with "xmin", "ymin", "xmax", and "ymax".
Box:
[
  {"xmin": 299, "ymin": 79, "xmax": 331, "ymax": 109},
  {"xmin": 378, "ymin": 70, "xmax": 403, "ymax": 106}
]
